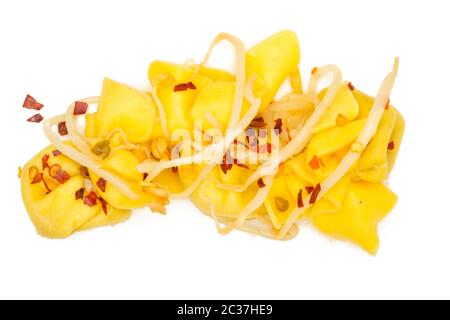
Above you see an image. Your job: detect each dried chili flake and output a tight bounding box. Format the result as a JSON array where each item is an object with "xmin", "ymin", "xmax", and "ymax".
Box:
[
  {"xmin": 143, "ymin": 172, "xmax": 149, "ymax": 180},
  {"xmin": 53, "ymin": 169, "xmax": 70, "ymax": 184},
  {"xmin": 23, "ymin": 95, "xmax": 44, "ymax": 110},
  {"xmin": 174, "ymin": 81, "xmax": 196, "ymax": 92},
  {"xmin": 174, "ymin": 83, "xmax": 188, "ymax": 92},
  {"xmin": 98, "ymin": 197, "xmax": 108, "ymax": 215},
  {"xmin": 27, "ymin": 113, "xmax": 44, "ymax": 123},
  {"xmin": 388, "ymin": 141, "xmax": 395, "ymax": 150},
  {"xmin": 385, "ymin": 98, "xmax": 390, "ymax": 110},
  {"xmin": 96, "ymin": 177, "xmax": 107, "ymax": 192},
  {"xmin": 23, "ymin": 94, "xmax": 36, "ymax": 109},
  {"xmin": 42, "ymin": 154, "xmax": 50, "ymax": 170},
  {"xmin": 257, "ymin": 178, "xmax": 266, "ymax": 188},
  {"xmin": 250, "ymin": 117, "xmax": 266, "ymax": 128},
  {"xmin": 348, "ymin": 82, "xmax": 355, "ymax": 91},
  {"xmin": 83, "ymin": 191, "xmax": 98, "ymax": 207},
  {"xmin": 185, "ymin": 81, "xmax": 197, "ymax": 90},
  {"xmin": 220, "ymin": 151, "xmax": 233, "ymax": 174},
  {"xmin": 171, "ymin": 166, "xmax": 179, "ymax": 174},
  {"xmin": 52, "ymin": 149, "xmax": 61, "ymax": 157},
  {"xmin": 297, "ymin": 189, "xmax": 304, "ymax": 208},
  {"xmin": 267, "ymin": 143, "xmax": 272, "ymax": 154},
  {"xmin": 75, "ymin": 188, "xmax": 85, "ymax": 200},
  {"xmin": 58, "ymin": 121, "xmax": 68, "ymax": 136},
  {"xmin": 29, "ymin": 166, "xmax": 42, "ymax": 184},
  {"xmin": 309, "ymin": 156, "xmax": 321, "ymax": 170},
  {"xmin": 309, "ymin": 184, "xmax": 321, "ymax": 205},
  {"xmin": 73, "ymin": 101, "xmax": 88, "ymax": 115},
  {"xmin": 306, "ymin": 186, "xmax": 314, "ymax": 195},
  {"xmin": 274, "ymin": 119, "xmax": 283, "ymax": 135},
  {"xmin": 220, "ymin": 161, "xmax": 232, "ymax": 174},
  {"xmin": 32, "ymin": 173, "xmax": 43, "ymax": 184}
]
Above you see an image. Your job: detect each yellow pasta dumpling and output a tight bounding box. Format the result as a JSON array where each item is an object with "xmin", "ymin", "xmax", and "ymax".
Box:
[
  {"xmin": 246, "ymin": 30, "xmax": 300, "ymax": 109},
  {"xmin": 355, "ymin": 105, "xmax": 405, "ymax": 182},
  {"xmin": 311, "ymin": 181, "xmax": 397, "ymax": 255},
  {"xmin": 93, "ymin": 78, "xmax": 157, "ymax": 143},
  {"xmin": 21, "ymin": 146, "xmax": 130, "ymax": 238}
]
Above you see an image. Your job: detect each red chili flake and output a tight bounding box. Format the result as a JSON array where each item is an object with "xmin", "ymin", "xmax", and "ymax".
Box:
[
  {"xmin": 29, "ymin": 166, "xmax": 43, "ymax": 184},
  {"xmin": 185, "ymin": 81, "xmax": 197, "ymax": 90},
  {"xmin": 42, "ymin": 154, "xmax": 50, "ymax": 170},
  {"xmin": 220, "ymin": 151, "xmax": 233, "ymax": 174},
  {"xmin": 388, "ymin": 141, "xmax": 395, "ymax": 150},
  {"xmin": 174, "ymin": 81, "xmax": 196, "ymax": 92},
  {"xmin": 309, "ymin": 184, "xmax": 321, "ymax": 205},
  {"xmin": 73, "ymin": 101, "xmax": 88, "ymax": 115},
  {"xmin": 58, "ymin": 121, "xmax": 68, "ymax": 136},
  {"xmin": 306, "ymin": 186, "xmax": 314, "ymax": 195},
  {"xmin": 143, "ymin": 172, "xmax": 149, "ymax": 180},
  {"xmin": 267, "ymin": 143, "xmax": 272, "ymax": 154},
  {"xmin": 385, "ymin": 98, "xmax": 390, "ymax": 110},
  {"xmin": 171, "ymin": 166, "xmax": 179, "ymax": 174},
  {"xmin": 98, "ymin": 197, "xmax": 108, "ymax": 215},
  {"xmin": 23, "ymin": 94, "xmax": 36, "ymax": 108},
  {"xmin": 173, "ymin": 83, "xmax": 187, "ymax": 92},
  {"xmin": 23, "ymin": 95, "xmax": 44, "ymax": 110},
  {"xmin": 309, "ymin": 156, "xmax": 321, "ymax": 170},
  {"xmin": 27, "ymin": 113, "xmax": 44, "ymax": 123},
  {"xmin": 311, "ymin": 67, "xmax": 318, "ymax": 75},
  {"xmin": 348, "ymin": 82, "xmax": 355, "ymax": 91},
  {"xmin": 52, "ymin": 149, "xmax": 61, "ymax": 157},
  {"xmin": 54, "ymin": 169, "xmax": 70, "ymax": 184},
  {"xmin": 220, "ymin": 162, "xmax": 233, "ymax": 174},
  {"xmin": 83, "ymin": 191, "xmax": 98, "ymax": 207},
  {"xmin": 274, "ymin": 119, "xmax": 283, "ymax": 135},
  {"xmin": 96, "ymin": 178, "xmax": 107, "ymax": 192},
  {"xmin": 75, "ymin": 188, "xmax": 85, "ymax": 200},
  {"xmin": 31, "ymin": 173, "xmax": 43, "ymax": 184},
  {"xmin": 297, "ymin": 189, "xmax": 304, "ymax": 208},
  {"xmin": 250, "ymin": 117, "xmax": 267, "ymax": 128},
  {"xmin": 257, "ymin": 178, "xmax": 266, "ymax": 188}
]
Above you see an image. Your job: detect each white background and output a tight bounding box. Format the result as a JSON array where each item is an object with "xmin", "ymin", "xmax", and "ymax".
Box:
[{"xmin": 1, "ymin": 0, "xmax": 449, "ymax": 300}]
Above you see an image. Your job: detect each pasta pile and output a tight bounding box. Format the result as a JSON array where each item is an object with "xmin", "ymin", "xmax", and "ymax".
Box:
[{"xmin": 19, "ymin": 30, "xmax": 404, "ymax": 254}]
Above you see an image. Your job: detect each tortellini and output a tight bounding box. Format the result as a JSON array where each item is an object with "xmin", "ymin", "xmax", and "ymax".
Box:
[{"xmin": 20, "ymin": 30, "xmax": 403, "ymax": 255}]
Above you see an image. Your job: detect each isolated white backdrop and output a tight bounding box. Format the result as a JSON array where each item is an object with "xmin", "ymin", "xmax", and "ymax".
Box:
[{"xmin": 1, "ymin": 0, "xmax": 449, "ymax": 299}]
